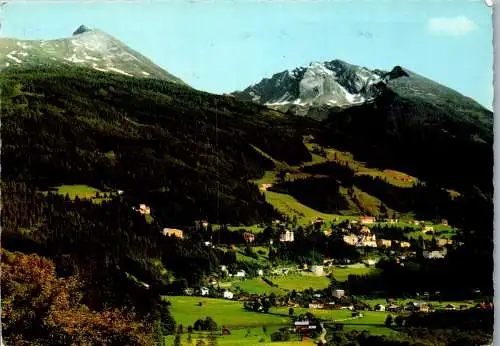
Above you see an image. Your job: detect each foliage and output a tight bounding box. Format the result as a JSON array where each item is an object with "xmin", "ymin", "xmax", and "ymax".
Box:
[{"xmin": 1, "ymin": 250, "xmax": 155, "ymax": 345}]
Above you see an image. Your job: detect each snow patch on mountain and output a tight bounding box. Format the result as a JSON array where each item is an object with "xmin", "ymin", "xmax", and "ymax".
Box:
[{"xmin": 6, "ymin": 53, "xmax": 21, "ymax": 63}]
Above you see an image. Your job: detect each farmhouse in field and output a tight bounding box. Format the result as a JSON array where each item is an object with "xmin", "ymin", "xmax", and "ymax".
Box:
[
  {"xmin": 422, "ymin": 226, "xmax": 434, "ymax": 233},
  {"xmin": 244, "ymin": 232, "xmax": 255, "ymax": 243},
  {"xmin": 399, "ymin": 241, "xmax": 411, "ymax": 248},
  {"xmin": 223, "ymin": 290, "xmax": 234, "ymax": 299},
  {"xmin": 134, "ymin": 204, "xmax": 151, "ymax": 215},
  {"xmin": 437, "ymin": 238, "xmax": 453, "ymax": 247},
  {"xmin": 309, "ymin": 303, "xmax": 324, "ymax": 309},
  {"xmin": 359, "ymin": 216, "xmax": 376, "ymax": 224},
  {"xmin": 280, "ymin": 229, "xmax": 295, "ymax": 242},
  {"xmin": 343, "ymin": 235, "xmax": 358, "ymax": 246},
  {"xmin": 162, "ymin": 228, "xmax": 184, "ymax": 239},
  {"xmin": 311, "ymin": 265, "xmax": 324, "ymax": 276},
  {"xmin": 376, "ymin": 239, "xmax": 392, "ymax": 248},
  {"xmin": 423, "ymin": 250, "xmax": 446, "ymax": 259},
  {"xmin": 332, "ymin": 289, "xmax": 345, "ymax": 298},
  {"xmin": 360, "ymin": 226, "xmax": 371, "ymax": 234}
]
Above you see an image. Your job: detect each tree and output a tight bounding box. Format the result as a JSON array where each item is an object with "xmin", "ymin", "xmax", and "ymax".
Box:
[
  {"xmin": 177, "ymin": 324, "xmax": 184, "ymax": 334},
  {"xmin": 394, "ymin": 315, "xmax": 404, "ymax": 328},
  {"xmin": 1, "ymin": 250, "xmax": 155, "ymax": 345},
  {"xmin": 207, "ymin": 332, "xmax": 218, "ymax": 346},
  {"xmin": 174, "ymin": 334, "xmax": 182, "ymax": 346},
  {"xmin": 289, "ymin": 308, "xmax": 294, "ymax": 317},
  {"xmin": 186, "ymin": 333, "xmax": 193, "ymax": 345},
  {"xmin": 385, "ymin": 314, "xmax": 393, "ymax": 327},
  {"xmin": 262, "ymin": 325, "xmax": 268, "ymax": 334}
]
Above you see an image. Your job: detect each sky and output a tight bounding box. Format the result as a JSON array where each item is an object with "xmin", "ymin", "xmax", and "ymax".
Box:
[{"xmin": 1, "ymin": 0, "xmax": 494, "ymax": 109}]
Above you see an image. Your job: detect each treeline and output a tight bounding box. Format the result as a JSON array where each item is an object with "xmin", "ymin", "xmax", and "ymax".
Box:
[
  {"xmin": 1, "ymin": 181, "xmax": 243, "ymax": 343},
  {"xmin": 270, "ymin": 177, "xmax": 350, "ymax": 213},
  {"xmin": 1, "ymin": 66, "xmax": 311, "ymax": 225},
  {"xmin": 317, "ymin": 91, "xmax": 493, "ymax": 196}
]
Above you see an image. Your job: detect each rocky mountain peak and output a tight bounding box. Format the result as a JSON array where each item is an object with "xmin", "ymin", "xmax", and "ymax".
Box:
[{"xmin": 73, "ymin": 25, "xmax": 93, "ymax": 36}]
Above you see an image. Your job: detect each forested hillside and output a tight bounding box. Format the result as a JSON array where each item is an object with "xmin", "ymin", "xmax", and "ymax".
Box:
[{"xmin": 1, "ymin": 66, "xmax": 311, "ymax": 225}]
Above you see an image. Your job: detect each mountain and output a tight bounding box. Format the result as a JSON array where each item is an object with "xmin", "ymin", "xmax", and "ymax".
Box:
[
  {"xmin": 0, "ymin": 25, "xmax": 186, "ymax": 84},
  {"xmin": 232, "ymin": 60, "xmax": 491, "ymax": 123}
]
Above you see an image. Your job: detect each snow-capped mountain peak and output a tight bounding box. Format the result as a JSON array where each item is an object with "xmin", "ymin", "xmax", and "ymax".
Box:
[
  {"xmin": 0, "ymin": 25, "xmax": 186, "ymax": 85},
  {"xmin": 232, "ymin": 59, "xmax": 393, "ymax": 117}
]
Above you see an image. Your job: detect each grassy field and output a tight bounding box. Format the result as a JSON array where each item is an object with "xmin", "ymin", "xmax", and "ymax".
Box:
[
  {"xmin": 165, "ymin": 296, "xmax": 291, "ymax": 329},
  {"xmin": 232, "ymin": 278, "xmax": 284, "ymax": 295},
  {"xmin": 271, "ymin": 274, "xmax": 331, "ymax": 292},
  {"xmin": 331, "ymin": 266, "xmax": 381, "ymax": 282},
  {"xmin": 165, "ymin": 296, "xmax": 398, "ymax": 345},
  {"xmin": 165, "ymin": 327, "xmax": 315, "ymax": 346},
  {"xmin": 45, "ymin": 184, "xmax": 114, "ymax": 204}
]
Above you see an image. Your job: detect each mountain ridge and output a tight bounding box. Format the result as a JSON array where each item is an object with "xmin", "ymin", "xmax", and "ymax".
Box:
[
  {"xmin": 232, "ymin": 59, "xmax": 491, "ymax": 121},
  {"xmin": 0, "ymin": 25, "xmax": 186, "ymax": 85}
]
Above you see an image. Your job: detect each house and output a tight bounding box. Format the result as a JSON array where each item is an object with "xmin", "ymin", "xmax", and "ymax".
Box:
[
  {"xmin": 422, "ymin": 226, "xmax": 434, "ymax": 233},
  {"xmin": 309, "ymin": 303, "xmax": 324, "ymax": 309},
  {"xmin": 259, "ymin": 183, "xmax": 272, "ymax": 192},
  {"xmin": 184, "ymin": 288, "xmax": 194, "ymax": 296},
  {"xmin": 359, "ymin": 216, "xmax": 376, "ymax": 224},
  {"xmin": 441, "ymin": 219, "xmax": 449, "ymax": 226},
  {"xmin": 280, "ymin": 229, "xmax": 294, "ymax": 242},
  {"xmin": 399, "ymin": 241, "xmax": 411, "ymax": 248},
  {"xmin": 374, "ymin": 304, "xmax": 386, "ymax": 312},
  {"xmin": 312, "ymin": 217, "xmax": 325, "ymax": 225},
  {"xmin": 311, "ymin": 265, "xmax": 324, "ymax": 276},
  {"xmin": 340, "ymin": 304, "xmax": 354, "ymax": 310},
  {"xmin": 223, "ymin": 290, "xmax": 234, "ymax": 299},
  {"xmin": 361, "ymin": 240, "xmax": 377, "ymax": 248},
  {"xmin": 437, "ymin": 238, "xmax": 453, "ymax": 247},
  {"xmin": 363, "ymin": 258, "xmax": 378, "ymax": 266},
  {"xmin": 257, "ymin": 269, "xmax": 264, "ymax": 276},
  {"xmin": 235, "ymin": 270, "xmax": 246, "ymax": 278},
  {"xmin": 162, "ymin": 228, "xmax": 184, "ymax": 239},
  {"xmin": 360, "ymin": 226, "xmax": 371, "ymax": 234},
  {"xmin": 387, "ymin": 304, "xmax": 399, "ymax": 312},
  {"xmin": 200, "ymin": 287, "xmax": 210, "ymax": 296},
  {"xmin": 419, "ymin": 304, "xmax": 430, "ymax": 313},
  {"xmin": 135, "ymin": 204, "xmax": 151, "ymax": 215},
  {"xmin": 423, "ymin": 250, "xmax": 446, "ymax": 259},
  {"xmin": 376, "ymin": 239, "xmax": 392, "ymax": 248},
  {"xmin": 343, "ymin": 235, "xmax": 358, "ymax": 246},
  {"xmin": 244, "ymin": 232, "xmax": 255, "ymax": 243},
  {"xmin": 332, "ymin": 289, "xmax": 345, "ymax": 298}
]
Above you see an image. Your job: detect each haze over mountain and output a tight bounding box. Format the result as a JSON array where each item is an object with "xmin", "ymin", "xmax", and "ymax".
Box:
[{"xmin": 0, "ymin": 25, "xmax": 186, "ymax": 85}]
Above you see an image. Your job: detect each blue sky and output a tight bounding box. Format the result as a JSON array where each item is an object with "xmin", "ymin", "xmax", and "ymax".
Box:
[{"xmin": 2, "ymin": 0, "xmax": 493, "ymax": 109}]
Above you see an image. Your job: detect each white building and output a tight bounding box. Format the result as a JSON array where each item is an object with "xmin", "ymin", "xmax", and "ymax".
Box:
[
  {"xmin": 332, "ymin": 289, "xmax": 345, "ymax": 298},
  {"xmin": 311, "ymin": 265, "xmax": 324, "ymax": 276},
  {"xmin": 200, "ymin": 287, "xmax": 209, "ymax": 296},
  {"xmin": 223, "ymin": 290, "xmax": 234, "ymax": 299},
  {"xmin": 235, "ymin": 270, "xmax": 246, "ymax": 278},
  {"xmin": 280, "ymin": 230, "xmax": 294, "ymax": 242},
  {"xmin": 423, "ymin": 250, "xmax": 446, "ymax": 259}
]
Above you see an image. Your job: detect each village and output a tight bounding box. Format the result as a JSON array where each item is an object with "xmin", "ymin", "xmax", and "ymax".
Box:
[{"xmin": 128, "ymin": 203, "xmax": 489, "ymax": 320}]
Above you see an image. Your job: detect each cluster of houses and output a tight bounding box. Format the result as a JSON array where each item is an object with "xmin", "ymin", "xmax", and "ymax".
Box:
[
  {"xmin": 342, "ymin": 227, "xmax": 410, "ymax": 249},
  {"xmin": 132, "ymin": 203, "xmax": 151, "ymax": 215}
]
